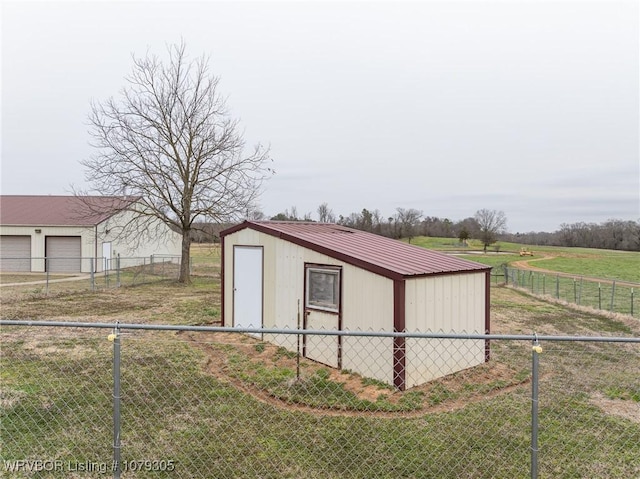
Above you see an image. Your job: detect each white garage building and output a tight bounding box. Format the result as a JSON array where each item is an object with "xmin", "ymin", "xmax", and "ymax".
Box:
[
  {"xmin": 0, "ymin": 196, "xmax": 181, "ymax": 273},
  {"xmin": 221, "ymin": 221, "xmax": 492, "ymax": 390}
]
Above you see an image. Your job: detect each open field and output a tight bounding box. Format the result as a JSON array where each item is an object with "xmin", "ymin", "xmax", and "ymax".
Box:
[
  {"xmin": 409, "ymin": 236, "xmax": 640, "ymax": 283},
  {"xmin": 2, "ymin": 246, "xmax": 639, "ymax": 477}
]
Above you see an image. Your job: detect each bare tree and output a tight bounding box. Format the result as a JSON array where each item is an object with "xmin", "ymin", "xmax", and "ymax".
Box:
[
  {"xmin": 395, "ymin": 207, "xmax": 423, "ymax": 242},
  {"xmin": 317, "ymin": 203, "xmax": 336, "ymax": 223},
  {"xmin": 474, "ymin": 209, "xmax": 507, "ymax": 252},
  {"xmin": 79, "ymin": 42, "xmax": 272, "ymax": 283}
]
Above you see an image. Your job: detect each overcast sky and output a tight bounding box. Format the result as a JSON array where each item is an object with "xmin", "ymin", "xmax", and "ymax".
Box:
[{"xmin": 2, "ymin": 0, "xmax": 639, "ymax": 233}]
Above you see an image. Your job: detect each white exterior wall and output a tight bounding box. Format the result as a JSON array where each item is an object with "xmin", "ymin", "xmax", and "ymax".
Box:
[
  {"xmin": 404, "ymin": 272, "xmax": 486, "ymax": 388},
  {"xmin": 96, "ymin": 211, "xmax": 182, "ymax": 272},
  {"xmin": 0, "ymin": 212, "xmax": 181, "ymax": 273},
  {"xmin": 0, "ymin": 225, "xmax": 96, "ymax": 272},
  {"xmin": 223, "ymin": 229, "xmax": 395, "ymax": 385},
  {"xmin": 340, "ymin": 267, "xmax": 394, "ymax": 385}
]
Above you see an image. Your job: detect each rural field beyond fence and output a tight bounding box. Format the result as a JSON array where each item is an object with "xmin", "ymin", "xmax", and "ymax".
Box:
[
  {"xmin": 505, "ymin": 267, "xmax": 640, "ymax": 318},
  {"xmin": 2, "ymin": 322, "xmax": 639, "ymax": 479}
]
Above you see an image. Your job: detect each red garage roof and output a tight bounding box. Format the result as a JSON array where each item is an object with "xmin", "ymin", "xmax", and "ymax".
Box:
[
  {"xmin": 221, "ymin": 221, "xmax": 491, "ymax": 280},
  {"xmin": 0, "ymin": 196, "xmax": 138, "ymax": 226}
]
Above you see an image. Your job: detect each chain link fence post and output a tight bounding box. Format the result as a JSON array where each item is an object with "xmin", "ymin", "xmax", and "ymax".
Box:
[
  {"xmin": 598, "ymin": 283, "xmax": 602, "ymax": 310},
  {"xmin": 578, "ymin": 277, "xmax": 583, "ymax": 305},
  {"xmin": 531, "ymin": 335, "xmax": 542, "ymax": 479},
  {"xmin": 116, "ymin": 254, "xmax": 121, "ymax": 288},
  {"xmin": 109, "ymin": 323, "xmax": 122, "ymax": 479},
  {"xmin": 91, "ymin": 257, "xmax": 95, "ymax": 291},
  {"xmin": 46, "ymin": 259, "xmax": 50, "ymax": 294},
  {"xmin": 610, "ymin": 280, "xmax": 616, "ymax": 312}
]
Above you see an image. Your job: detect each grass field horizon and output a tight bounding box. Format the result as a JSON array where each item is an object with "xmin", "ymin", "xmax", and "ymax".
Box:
[{"xmin": 405, "ymin": 236, "xmax": 640, "ymax": 284}]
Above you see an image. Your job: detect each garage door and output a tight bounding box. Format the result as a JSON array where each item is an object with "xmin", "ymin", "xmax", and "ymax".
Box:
[
  {"xmin": 46, "ymin": 236, "xmax": 82, "ymax": 272},
  {"xmin": 0, "ymin": 236, "xmax": 31, "ymax": 272}
]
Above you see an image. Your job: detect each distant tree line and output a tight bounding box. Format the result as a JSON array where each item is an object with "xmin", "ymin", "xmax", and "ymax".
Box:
[
  {"xmin": 269, "ymin": 204, "xmax": 507, "ymax": 251},
  {"xmin": 189, "ymin": 204, "xmax": 639, "ymax": 252},
  {"xmin": 267, "ymin": 205, "xmax": 638, "ymax": 252},
  {"xmin": 503, "ymin": 220, "xmax": 640, "ymax": 252}
]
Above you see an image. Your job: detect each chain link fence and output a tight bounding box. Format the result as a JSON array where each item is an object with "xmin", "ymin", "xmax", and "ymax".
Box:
[
  {"xmin": 0, "ymin": 255, "xmax": 181, "ymax": 294},
  {"xmin": 2, "ymin": 321, "xmax": 639, "ymax": 478},
  {"xmin": 505, "ymin": 267, "xmax": 640, "ymax": 318}
]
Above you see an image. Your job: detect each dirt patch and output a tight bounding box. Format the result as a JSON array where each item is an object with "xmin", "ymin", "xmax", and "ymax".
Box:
[
  {"xmin": 590, "ymin": 393, "xmax": 640, "ymax": 424},
  {"xmin": 0, "ymin": 388, "xmax": 27, "ymax": 408},
  {"xmin": 510, "ymin": 255, "xmax": 555, "ymax": 270},
  {"xmin": 181, "ymin": 331, "xmax": 530, "ymax": 417}
]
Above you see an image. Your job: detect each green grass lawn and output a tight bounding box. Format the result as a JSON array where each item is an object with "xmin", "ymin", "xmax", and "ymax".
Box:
[
  {"xmin": 2, "ymin": 274, "xmax": 639, "ymax": 478},
  {"xmin": 410, "ymin": 236, "xmax": 640, "ymax": 283},
  {"xmin": 2, "ymin": 241, "xmax": 640, "ymax": 476},
  {"xmin": 2, "ymin": 320, "xmax": 638, "ymax": 478},
  {"xmin": 530, "ymin": 254, "xmax": 640, "ymax": 283}
]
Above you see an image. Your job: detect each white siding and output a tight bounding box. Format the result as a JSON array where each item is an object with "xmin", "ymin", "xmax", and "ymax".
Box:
[
  {"xmin": 96, "ymin": 211, "xmax": 182, "ymax": 271},
  {"xmin": 404, "ymin": 272, "xmax": 486, "ymax": 387},
  {"xmin": 223, "ymin": 228, "xmax": 396, "ymax": 385},
  {"xmin": 0, "ymin": 211, "xmax": 182, "ymax": 273},
  {"xmin": 340, "ymin": 267, "xmax": 394, "ymax": 385},
  {"xmin": 0, "ymin": 225, "xmax": 95, "ymax": 272}
]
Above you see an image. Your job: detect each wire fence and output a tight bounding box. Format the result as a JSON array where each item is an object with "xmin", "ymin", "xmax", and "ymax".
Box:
[
  {"xmin": 505, "ymin": 267, "xmax": 640, "ymax": 318},
  {"xmin": 0, "ymin": 255, "xmax": 181, "ymax": 294},
  {"xmin": 1, "ymin": 321, "xmax": 639, "ymax": 478}
]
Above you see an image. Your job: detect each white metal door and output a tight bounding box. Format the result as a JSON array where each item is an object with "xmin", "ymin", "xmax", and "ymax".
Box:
[
  {"xmin": 102, "ymin": 242, "xmax": 112, "ymax": 271},
  {"xmin": 233, "ymin": 246, "xmax": 263, "ymax": 338}
]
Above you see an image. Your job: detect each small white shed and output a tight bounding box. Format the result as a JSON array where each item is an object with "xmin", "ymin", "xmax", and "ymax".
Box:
[{"xmin": 221, "ymin": 221, "xmax": 492, "ymax": 390}]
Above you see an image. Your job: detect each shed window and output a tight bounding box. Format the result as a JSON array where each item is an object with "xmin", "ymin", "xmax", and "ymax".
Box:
[{"xmin": 306, "ymin": 267, "xmax": 341, "ymax": 313}]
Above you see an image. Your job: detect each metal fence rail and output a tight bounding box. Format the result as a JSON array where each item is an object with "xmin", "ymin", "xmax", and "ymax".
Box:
[
  {"xmin": 1, "ymin": 321, "xmax": 639, "ymax": 478},
  {"xmin": 505, "ymin": 267, "xmax": 640, "ymax": 318}
]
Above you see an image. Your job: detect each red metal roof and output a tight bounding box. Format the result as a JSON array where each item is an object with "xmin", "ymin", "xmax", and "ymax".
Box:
[
  {"xmin": 0, "ymin": 196, "xmax": 137, "ymax": 226},
  {"xmin": 222, "ymin": 221, "xmax": 491, "ymax": 280}
]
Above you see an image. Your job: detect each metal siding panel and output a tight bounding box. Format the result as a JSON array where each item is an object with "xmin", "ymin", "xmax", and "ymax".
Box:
[
  {"xmin": 405, "ymin": 273, "xmax": 486, "ymax": 388},
  {"xmin": 341, "ymin": 267, "xmax": 395, "ymax": 385},
  {"xmin": 0, "ymin": 235, "xmax": 31, "ymax": 271},
  {"xmin": 274, "ymin": 239, "xmax": 303, "ymax": 330}
]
